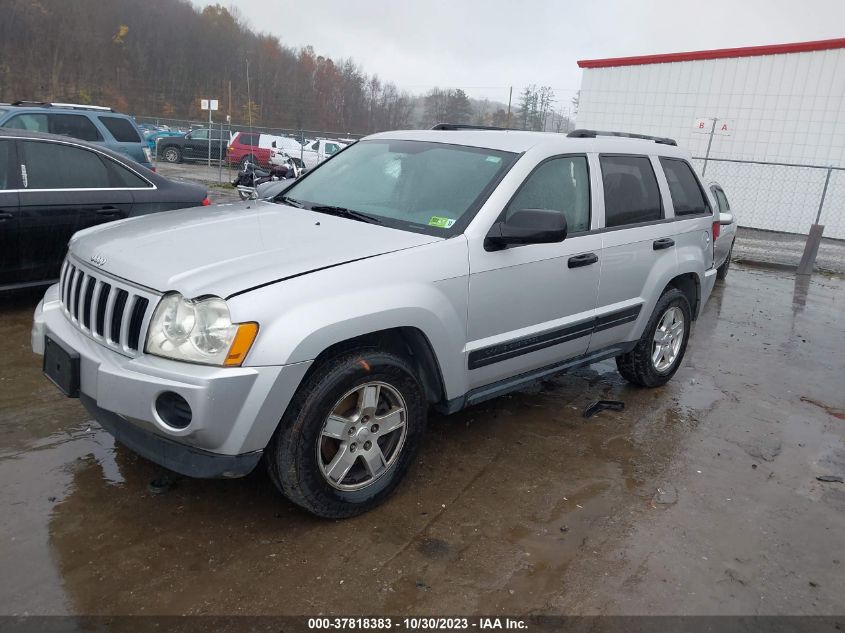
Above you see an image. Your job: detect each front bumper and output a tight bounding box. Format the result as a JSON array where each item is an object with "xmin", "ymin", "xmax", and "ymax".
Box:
[{"xmin": 32, "ymin": 283, "xmax": 312, "ymax": 477}]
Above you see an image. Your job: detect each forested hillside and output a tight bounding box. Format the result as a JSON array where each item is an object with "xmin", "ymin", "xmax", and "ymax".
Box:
[{"xmin": 0, "ymin": 0, "xmax": 416, "ymax": 132}]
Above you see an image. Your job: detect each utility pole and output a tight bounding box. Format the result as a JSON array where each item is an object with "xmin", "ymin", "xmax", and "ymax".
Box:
[
  {"xmin": 506, "ymin": 86, "xmax": 512, "ymax": 128},
  {"xmin": 702, "ymin": 117, "xmax": 717, "ymax": 176}
]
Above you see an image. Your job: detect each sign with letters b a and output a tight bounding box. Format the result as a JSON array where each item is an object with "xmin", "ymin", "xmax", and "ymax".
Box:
[{"xmin": 693, "ymin": 118, "xmax": 733, "ymax": 135}]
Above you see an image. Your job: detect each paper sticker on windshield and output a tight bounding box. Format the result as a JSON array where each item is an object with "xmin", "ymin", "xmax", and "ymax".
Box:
[
  {"xmin": 428, "ymin": 216, "xmax": 455, "ymax": 229},
  {"xmin": 486, "ymin": 156, "xmax": 502, "ymax": 164}
]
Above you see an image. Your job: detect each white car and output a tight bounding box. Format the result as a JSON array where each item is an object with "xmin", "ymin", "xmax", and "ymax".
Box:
[
  {"xmin": 272, "ymin": 138, "xmax": 348, "ymax": 170},
  {"xmin": 708, "ymin": 181, "xmax": 737, "ymax": 279}
]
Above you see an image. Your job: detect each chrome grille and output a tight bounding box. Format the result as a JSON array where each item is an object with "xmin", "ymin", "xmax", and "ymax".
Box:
[{"xmin": 59, "ymin": 258, "xmax": 159, "ymax": 357}]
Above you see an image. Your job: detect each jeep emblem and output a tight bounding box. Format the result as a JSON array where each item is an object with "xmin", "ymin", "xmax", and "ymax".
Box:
[{"xmin": 90, "ymin": 253, "xmax": 106, "ymax": 267}]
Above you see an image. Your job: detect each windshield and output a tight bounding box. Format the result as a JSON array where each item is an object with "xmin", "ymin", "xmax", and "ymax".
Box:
[{"xmin": 276, "ymin": 139, "xmax": 518, "ymax": 236}]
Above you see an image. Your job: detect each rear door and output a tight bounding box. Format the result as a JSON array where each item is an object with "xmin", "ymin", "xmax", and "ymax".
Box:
[
  {"xmin": 710, "ymin": 183, "xmax": 734, "ymax": 265},
  {"xmin": 16, "ymin": 140, "xmax": 132, "ymax": 283},
  {"xmin": 588, "ymin": 154, "xmax": 678, "ymax": 352},
  {"xmin": 0, "ymin": 139, "xmax": 21, "ymax": 287}
]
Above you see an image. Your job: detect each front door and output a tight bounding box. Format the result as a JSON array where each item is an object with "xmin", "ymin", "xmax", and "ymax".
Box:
[
  {"xmin": 0, "ymin": 139, "xmax": 21, "ymax": 287},
  {"xmin": 467, "ymin": 155, "xmax": 601, "ymax": 389},
  {"xmin": 16, "ymin": 140, "xmax": 132, "ymax": 283}
]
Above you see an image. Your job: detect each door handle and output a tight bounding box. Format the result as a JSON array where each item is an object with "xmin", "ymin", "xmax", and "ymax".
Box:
[
  {"xmin": 0, "ymin": 212, "xmax": 12, "ymax": 222},
  {"xmin": 568, "ymin": 252, "xmax": 599, "ymax": 268},
  {"xmin": 96, "ymin": 207, "xmax": 122, "ymax": 216},
  {"xmin": 653, "ymin": 238, "xmax": 675, "ymax": 250}
]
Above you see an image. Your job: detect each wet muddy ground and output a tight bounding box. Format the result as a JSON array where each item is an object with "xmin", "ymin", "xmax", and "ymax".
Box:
[{"xmin": 1, "ymin": 266, "xmax": 843, "ymax": 616}]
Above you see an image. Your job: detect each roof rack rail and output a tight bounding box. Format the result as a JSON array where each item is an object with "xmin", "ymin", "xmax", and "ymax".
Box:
[
  {"xmin": 567, "ymin": 129, "xmax": 677, "ymax": 146},
  {"xmin": 432, "ymin": 123, "xmax": 511, "ymax": 131},
  {"xmin": 11, "ymin": 100, "xmax": 115, "ymax": 112}
]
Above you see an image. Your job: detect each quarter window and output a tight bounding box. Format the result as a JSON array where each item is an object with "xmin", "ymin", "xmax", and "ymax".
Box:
[
  {"xmin": 600, "ymin": 155, "xmax": 662, "ymax": 227},
  {"xmin": 660, "ymin": 158, "xmax": 709, "ymax": 216},
  {"xmin": 506, "ymin": 156, "xmax": 591, "ymax": 233},
  {"xmin": 98, "ymin": 116, "xmax": 142, "ymax": 143},
  {"xmin": 22, "ymin": 141, "xmax": 111, "ymax": 189},
  {"xmin": 48, "ymin": 114, "xmax": 103, "ymax": 142}
]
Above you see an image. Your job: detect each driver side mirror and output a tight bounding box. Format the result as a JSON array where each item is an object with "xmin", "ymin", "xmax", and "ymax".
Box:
[
  {"xmin": 484, "ymin": 209, "xmax": 568, "ymax": 251},
  {"xmin": 719, "ymin": 212, "xmax": 734, "ymax": 226},
  {"xmin": 271, "ymin": 141, "xmax": 277, "ymax": 148}
]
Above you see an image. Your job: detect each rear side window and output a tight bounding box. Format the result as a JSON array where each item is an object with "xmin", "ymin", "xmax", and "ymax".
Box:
[
  {"xmin": 506, "ymin": 156, "xmax": 591, "ymax": 233},
  {"xmin": 660, "ymin": 158, "xmax": 709, "ymax": 216},
  {"xmin": 48, "ymin": 114, "xmax": 103, "ymax": 142},
  {"xmin": 4, "ymin": 113, "xmax": 49, "ymax": 132},
  {"xmin": 98, "ymin": 116, "xmax": 142, "ymax": 143},
  {"xmin": 22, "ymin": 141, "xmax": 111, "ymax": 189},
  {"xmin": 600, "ymin": 155, "xmax": 662, "ymax": 227}
]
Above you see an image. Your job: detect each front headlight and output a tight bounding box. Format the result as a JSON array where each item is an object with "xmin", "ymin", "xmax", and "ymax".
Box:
[{"xmin": 145, "ymin": 293, "xmax": 258, "ymax": 366}]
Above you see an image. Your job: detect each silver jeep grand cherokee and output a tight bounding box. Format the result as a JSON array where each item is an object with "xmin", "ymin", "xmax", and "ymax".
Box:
[{"xmin": 32, "ymin": 127, "xmax": 720, "ymax": 518}]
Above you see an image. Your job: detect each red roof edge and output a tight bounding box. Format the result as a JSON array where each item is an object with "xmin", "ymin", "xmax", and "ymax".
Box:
[{"xmin": 578, "ymin": 37, "xmax": 845, "ymax": 69}]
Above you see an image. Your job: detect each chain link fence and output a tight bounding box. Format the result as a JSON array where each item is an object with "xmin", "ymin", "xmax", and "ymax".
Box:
[
  {"xmin": 690, "ymin": 157, "xmax": 845, "ymax": 240},
  {"xmin": 134, "ymin": 115, "xmax": 365, "ymax": 185}
]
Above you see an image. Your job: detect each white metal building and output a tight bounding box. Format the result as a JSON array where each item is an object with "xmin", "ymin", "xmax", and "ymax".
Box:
[{"xmin": 576, "ymin": 39, "xmax": 845, "ymax": 238}]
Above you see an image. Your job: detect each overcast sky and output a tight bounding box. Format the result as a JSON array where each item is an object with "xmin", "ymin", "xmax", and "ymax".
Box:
[{"xmin": 194, "ymin": 0, "xmax": 844, "ymax": 105}]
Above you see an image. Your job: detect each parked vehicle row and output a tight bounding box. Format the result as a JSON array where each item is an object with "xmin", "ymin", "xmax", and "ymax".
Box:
[
  {"xmin": 31, "ymin": 126, "xmax": 732, "ymax": 520},
  {"xmin": 0, "ymin": 129, "xmax": 208, "ymax": 291}
]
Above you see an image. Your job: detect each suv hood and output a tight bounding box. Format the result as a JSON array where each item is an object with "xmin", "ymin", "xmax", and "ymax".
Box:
[{"xmin": 69, "ymin": 201, "xmax": 441, "ymax": 298}]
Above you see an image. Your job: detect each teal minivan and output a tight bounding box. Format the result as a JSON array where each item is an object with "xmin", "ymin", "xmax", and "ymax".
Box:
[{"xmin": 0, "ymin": 101, "xmax": 152, "ymax": 169}]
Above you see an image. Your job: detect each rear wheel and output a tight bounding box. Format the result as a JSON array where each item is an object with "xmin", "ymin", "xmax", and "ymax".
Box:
[
  {"xmin": 717, "ymin": 243, "xmax": 733, "ymax": 279},
  {"xmin": 162, "ymin": 146, "xmax": 182, "ymax": 163},
  {"xmin": 266, "ymin": 348, "xmax": 426, "ymax": 518},
  {"xmin": 616, "ymin": 288, "xmax": 691, "ymax": 388}
]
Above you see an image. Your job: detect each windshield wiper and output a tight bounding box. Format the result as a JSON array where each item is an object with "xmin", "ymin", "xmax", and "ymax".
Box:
[
  {"xmin": 310, "ymin": 205, "xmax": 383, "ymax": 225},
  {"xmin": 278, "ymin": 195, "xmax": 304, "ymax": 208}
]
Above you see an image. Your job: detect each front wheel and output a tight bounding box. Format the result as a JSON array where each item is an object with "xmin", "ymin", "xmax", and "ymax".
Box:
[
  {"xmin": 616, "ymin": 288, "xmax": 691, "ymax": 388},
  {"xmin": 266, "ymin": 348, "xmax": 427, "ymax": 518}
]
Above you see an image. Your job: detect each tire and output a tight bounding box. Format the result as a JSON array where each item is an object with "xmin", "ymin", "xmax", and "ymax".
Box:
[
  {"xmin": 717, "ymin": 243, "xmax": 733, "ymax": 280},
  {"xmin": 616, "ymin": 287, "xmax": 691, "ymax": 388},
  {"xmin": 266, "ymin": 348, "xmax": 427, "ymax": 518},
  {"xmin": 161, "ymin": 146, "xmax": 182, "ymax": 163}
]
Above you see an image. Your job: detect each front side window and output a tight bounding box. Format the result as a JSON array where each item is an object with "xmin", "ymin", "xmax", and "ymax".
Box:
[
  {"xmin": 660, "ymin": 158, "xmax": 709, "ymax": 216},
  {"xmin": 600, "ymin": 155, "xmax": 662, "ymax": 227},
  {"xmin": 98, "ymin": 116, "xmax": 142, "ymax": 143},
  {"xmin": 506, "ymin": 156, "xmax": 590, "ymax": 233},
  {"xmin": 278, "ymin": 139, "xmax": 517, "ymax": 236},
  {"xmin": 190, "ymin": 129, "xmax": 209, "ymax": 140},
  {"xmin": 22, "ymin": 141, "xmax": 111, "ymax": 189},
  {"xmin": 325, "ymin": 143, "xmax": 340, "ymax": 155},
  {"xmin": 4, "ymin": 113, "xmax": 49, "ymax": 132},
  {"xmin": 48, "ymin": 114, "xmax": 103, "ymax": 142}
]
